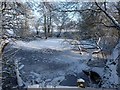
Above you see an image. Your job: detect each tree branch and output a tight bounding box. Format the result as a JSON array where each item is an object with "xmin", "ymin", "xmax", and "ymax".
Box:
[
  {"xmin": 101, "ymin": 22, "xmax": 117, "ymax": 28},
  {"xmin": 95, "ymin": 2, "xmax": 120, "ymax": 30},
  {"xmin": 57, "ymin": 8, "xmax": 101, "ymax": 13}
]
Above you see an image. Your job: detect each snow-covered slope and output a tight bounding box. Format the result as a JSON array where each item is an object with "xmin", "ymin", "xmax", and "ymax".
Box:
[{"xmin": 101, "ymin": 40, "xmax": 120, "ymax": 88}]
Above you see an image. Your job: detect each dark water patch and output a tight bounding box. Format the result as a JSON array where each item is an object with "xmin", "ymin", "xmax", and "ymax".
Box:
[
  {"xmin": 87, "ymin": 59, "xmax": 107, "ymax": 67},
  {"xmin": 60, "ymin": 74, "xmax": 77, "ymax": 86},
  {"xmin": 60, "ymin": 73, "xmax": 90, "ymax": 87}
]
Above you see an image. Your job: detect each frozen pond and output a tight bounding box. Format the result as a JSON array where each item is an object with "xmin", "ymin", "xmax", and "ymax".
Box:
[
  {"xmin": 3, "ymin": 39, "xmax": 91, "ymax": 87},
  {"xmin": 4, "ymin": 38, "xmax": 116, "ymax": 88},
  {"xmin": 6, "ymin": 47, "xmax": 90, "ymax": 87}
]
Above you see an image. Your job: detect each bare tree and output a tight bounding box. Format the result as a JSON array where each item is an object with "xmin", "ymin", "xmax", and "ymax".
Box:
[
  {"xmin": 95, "ymin": 2, "xmax": 120, "ymax": 30},
  {"xmin": 1, "ymin": 1, "xmax": 33, "ymax": 38}
]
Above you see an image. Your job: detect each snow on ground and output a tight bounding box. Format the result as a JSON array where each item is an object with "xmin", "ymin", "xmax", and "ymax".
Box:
[
  {"xmin": 12, "ymin": 39, "xmax": 73, "ymax": 50},
  {"xmin": 9, "ymin": 38, "xmax": 119, "ymax": 88},
  {"xmin": 101, "ymin": 40, "xmax": 120, "ymax": 88},
  {"xmin": 110, "ymin": 41, "xmax": 120, "ymax": 60}
]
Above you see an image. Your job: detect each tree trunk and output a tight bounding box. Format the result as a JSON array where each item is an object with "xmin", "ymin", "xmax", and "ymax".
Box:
[
  {"xmin": 44, "ymin": 14, "xmax": 47, "ymax": 39},
  {"xmin": 48, "ymin": 10, "xmax": 52, "ymax": 37}
]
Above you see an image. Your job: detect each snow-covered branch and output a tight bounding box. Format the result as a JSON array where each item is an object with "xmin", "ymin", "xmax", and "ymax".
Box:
[
  {"xmin": 56, "ymin": 7, "xmax": 101, "ymax": 13},
  {"xmin": 0, "ymin": 38, "xmax": 9, "ymax": 58},
  {"xmin": 95, "ymin": 2, "xmax": 120, "ymax": 31}
]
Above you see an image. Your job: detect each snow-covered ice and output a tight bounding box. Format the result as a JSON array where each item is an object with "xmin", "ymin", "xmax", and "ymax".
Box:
[{"xmin": 12, "ymin": 39, "xmax": 73, "ymax": 50}]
